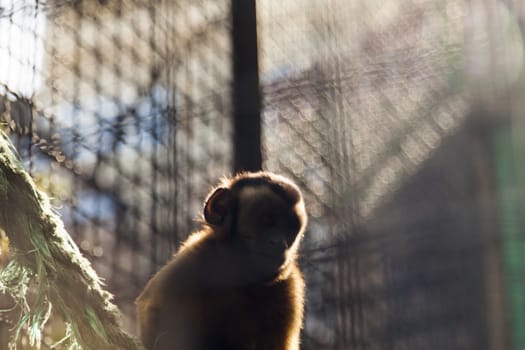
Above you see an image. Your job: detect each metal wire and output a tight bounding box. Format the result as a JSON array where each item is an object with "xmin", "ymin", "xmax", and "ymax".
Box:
[{"xmin": 1, "ymin": 0, "xmax": 524, "ymax": 349}]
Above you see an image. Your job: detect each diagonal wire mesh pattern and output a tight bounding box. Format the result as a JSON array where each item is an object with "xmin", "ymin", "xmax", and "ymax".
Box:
[
  {"xmin": 0, "ymin": 0, "xmax": 232, "ymax": 343},
  {"xmin": 259, "ymin": 0, "xmax": 524, "ymax": 349},
  {"xmin": 0, "ymin": 0, "xmax": 524, "ymax": 349}
]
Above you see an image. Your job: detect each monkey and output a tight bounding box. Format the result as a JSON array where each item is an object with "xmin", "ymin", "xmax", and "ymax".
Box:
[{"xmin": 136, "ymin": 171, "xmax": 308, "ymax": 350}]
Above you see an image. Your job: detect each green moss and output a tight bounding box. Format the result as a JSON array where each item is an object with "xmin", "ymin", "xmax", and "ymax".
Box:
[{"xmin": 0, "ymin": 131, "xmax": 143, "ymax": 350}]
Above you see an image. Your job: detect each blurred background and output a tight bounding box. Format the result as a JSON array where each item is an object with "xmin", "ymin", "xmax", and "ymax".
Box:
[{"xmin": 0, "ymin": 0, "xmax": 524, "ymax": 349}]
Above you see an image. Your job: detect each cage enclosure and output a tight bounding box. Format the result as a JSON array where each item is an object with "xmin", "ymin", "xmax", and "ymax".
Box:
[{"xmin": 0, "ymin": 0, "xmax": 524, "ymax": 349}]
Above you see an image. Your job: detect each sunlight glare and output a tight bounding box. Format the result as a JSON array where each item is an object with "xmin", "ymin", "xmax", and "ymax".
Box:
[{"xmin": 0, "ymin": 0, "xmax": 46, "ymax": 98}]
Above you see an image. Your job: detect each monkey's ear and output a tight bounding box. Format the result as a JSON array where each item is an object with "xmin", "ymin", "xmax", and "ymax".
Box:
[{"xmin": 204, "ymin": 187, "xmax": 234, "ymax": 226}]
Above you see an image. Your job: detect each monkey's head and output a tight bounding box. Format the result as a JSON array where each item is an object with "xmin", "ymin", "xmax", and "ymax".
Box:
[{"xmin": 203, "ymin": 172, "xmax": 307, "ymax": 281}]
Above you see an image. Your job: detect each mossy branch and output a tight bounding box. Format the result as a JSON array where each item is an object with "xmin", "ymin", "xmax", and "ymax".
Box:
[{"xmin": 0, "ymin": 131, "xmax": 143, "ymax": 350}]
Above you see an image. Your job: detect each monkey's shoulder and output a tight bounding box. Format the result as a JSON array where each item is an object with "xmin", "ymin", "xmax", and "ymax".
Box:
[{"xmin": 136, "ymin": 232, "xmax": 223, "ymax": 304}]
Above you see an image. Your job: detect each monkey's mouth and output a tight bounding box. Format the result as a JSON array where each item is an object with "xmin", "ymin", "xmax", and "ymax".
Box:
[
  {"xmin": 253, "ymin": 250, "xmax": 288, "ymax": 268},
  {"xmin": 254, "ymin": 250, "xmax": 285, "ymax": 258}
]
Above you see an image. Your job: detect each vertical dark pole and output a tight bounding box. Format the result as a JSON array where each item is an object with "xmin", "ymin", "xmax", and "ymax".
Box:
[{"xmin": 231, "ymin": 0, "xmax": 262, "ymax": 173}]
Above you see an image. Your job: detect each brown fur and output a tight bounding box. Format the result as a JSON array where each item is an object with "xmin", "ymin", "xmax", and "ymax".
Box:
[{"xmin": 136, "ymin": 172, "xmax": 307, "ymax": 350}]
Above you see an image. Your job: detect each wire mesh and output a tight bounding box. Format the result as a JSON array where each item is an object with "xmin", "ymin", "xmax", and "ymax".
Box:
[
  {"xmin": 0, "ymin": 0, "xmax": 524, "ymax": 349},
  {"xmin": 0, "ymin": 0, "xmax": 232, "ymax": 341},
  {"xmin": 259, "ymin": 0, "xmax": 524, "ymax": 349}
]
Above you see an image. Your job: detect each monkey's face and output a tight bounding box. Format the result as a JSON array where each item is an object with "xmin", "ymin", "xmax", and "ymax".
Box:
[
  {"xmin": 204, "ymin": 173, "xmax": 307, "ymax": 281},
  {"xmin": 235, "ymin": 185, "xmax": 304, "ymax": 277}
]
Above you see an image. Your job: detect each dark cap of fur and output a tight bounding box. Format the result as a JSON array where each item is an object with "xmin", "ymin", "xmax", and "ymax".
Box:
[{"xmin": 222, "ymin": 171, "xmax": 302, "ymax": 206}]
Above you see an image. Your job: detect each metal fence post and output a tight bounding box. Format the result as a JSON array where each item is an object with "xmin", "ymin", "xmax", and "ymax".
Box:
[{"xmin": 231, "ymin": 0, "xmax": 262, "ymax": 173}]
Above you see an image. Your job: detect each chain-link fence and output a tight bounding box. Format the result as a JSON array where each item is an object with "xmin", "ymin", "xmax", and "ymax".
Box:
[
  {"xmin": 260, "ymin": 1, "xmax": 524, "ymax": 349},
  {"xmin": 1, "ymin": 0, "xmax": 232, "ymax": 340},
  {"xmin": 1, "ymin": 0, "xmax": 525, "ymax": 349}
]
